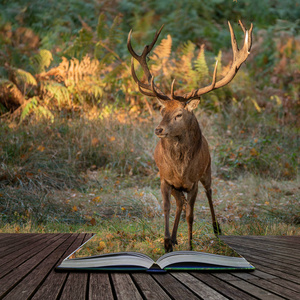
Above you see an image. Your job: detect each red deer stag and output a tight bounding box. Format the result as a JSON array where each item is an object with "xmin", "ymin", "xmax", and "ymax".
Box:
[{"xmin": 128, "ymin": 21, "xmax": 253, "ymax": 252}]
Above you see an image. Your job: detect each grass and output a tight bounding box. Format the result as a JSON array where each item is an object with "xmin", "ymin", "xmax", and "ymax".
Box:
[{"xmin": 0, "ymin": 105, "xmax": 299, "ymax": 258}]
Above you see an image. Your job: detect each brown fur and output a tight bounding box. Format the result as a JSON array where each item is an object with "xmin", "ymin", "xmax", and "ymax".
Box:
[{"xmin": 154, "ymin": 100, "xmax": 220, "ymax": 252}]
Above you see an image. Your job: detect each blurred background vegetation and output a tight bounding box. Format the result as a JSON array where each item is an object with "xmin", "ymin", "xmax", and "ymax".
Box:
[{"xmin": 0, "ymin": 0, "xmax": 299, "ymax": 242}]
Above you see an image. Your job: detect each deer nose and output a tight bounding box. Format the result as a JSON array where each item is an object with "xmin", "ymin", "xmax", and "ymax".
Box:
[{"xmin": 155, "ymin": 127, "xmax": 163, "ymax": 136}]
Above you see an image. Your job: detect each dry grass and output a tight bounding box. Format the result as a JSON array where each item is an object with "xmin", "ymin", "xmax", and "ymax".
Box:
[{"xmin": 0, "ymin": 107, "xmax": 299, "ymax": 254}]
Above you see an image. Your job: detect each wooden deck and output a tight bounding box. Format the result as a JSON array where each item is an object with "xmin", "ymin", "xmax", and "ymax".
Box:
[{"xmin": 0, "ymin": 234, "xmax": 299, "ymax": 300}]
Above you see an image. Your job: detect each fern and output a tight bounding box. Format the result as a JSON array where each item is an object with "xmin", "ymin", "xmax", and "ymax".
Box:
[
  {"xmin": 107, "ymin": 15, "xmax": 122, "ymax": 50},
  {"xmin": 152, "ymin": 34, "xmax": 172, "ymax": 60},
  {"xmin": 150, "ymin": 34, "xmax": 173, "ymax": 77},
  {"xmin": 42, "ymin": 82, "xmax": 70, "ymax": 107},
  {"xmin": 65, "ymin": 28, "xmax": 94, "ymax": 59},
  {"xmin": 194, "ymin": 45, "xmax": 209, "ymax": 82},
  {"xmin": 215, "ymin": 50, "xmax": 223, "ymax": 79},
  {"xmin": 177, "ymin": 41, "xmax": 197, "ymax": 88},
  {"xmin": 35, "ymin": 105, "xmax": 54, "ymax": 122},
  {"xmin": 20, "ymin": 97, "xmax": 38, "ymax": 122},
  {"xmin": 14, "ymin": 68, "xmax": 37, "ymax": 87},
  {"xmin": 180, "ymin": 41, "xmax": 196, "ymax": 58},
  {"xmin": 97, "ymin": 13, "xmax": 106, "ymax": 40},
  {"xmin": 30, "ymin": 49, "xmax": 53, "ymax": 74}
]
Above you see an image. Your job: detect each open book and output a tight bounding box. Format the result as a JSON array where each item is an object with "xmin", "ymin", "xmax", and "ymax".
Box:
[{"xmin": 56, "ymin": 235, "xmax": 255, "ymax": 272}]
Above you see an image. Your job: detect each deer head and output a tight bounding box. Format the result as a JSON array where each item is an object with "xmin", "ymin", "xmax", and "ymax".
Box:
[{"xmin": 154, "ymin": 99, "xmax": 200, "ymax": 139}]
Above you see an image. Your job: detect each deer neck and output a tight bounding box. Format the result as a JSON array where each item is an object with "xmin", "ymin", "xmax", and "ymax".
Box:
[{"xmin": 161, "ymin": 118, "xmax": 202, "ymax": 165}]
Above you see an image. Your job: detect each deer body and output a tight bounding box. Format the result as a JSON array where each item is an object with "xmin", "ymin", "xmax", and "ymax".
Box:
[
  {"xmin": 154, "ymin": 100, "xmax": 215, "ymax": 251},
  {"xmin": 128, "ymin": 20, "xmax": 253, "ymax": 252}
]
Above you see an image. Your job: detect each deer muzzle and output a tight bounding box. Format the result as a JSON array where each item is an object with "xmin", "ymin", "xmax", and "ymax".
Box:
[{"xmin": 155, "ymin": 126, "xmax": 167, "ymax": 138}]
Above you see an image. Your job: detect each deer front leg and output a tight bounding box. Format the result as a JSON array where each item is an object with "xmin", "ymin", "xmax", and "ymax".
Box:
[
  {"xmin": 186, "ymin": 183, "xmax": 198, "ymax": 250},
  {"xmin": 161, "ymin": 180, "xmax": 173, "ymax": 252},
  {"xmin": 171, "ymin": 189, "xmax": 186, "ymax": 246}
]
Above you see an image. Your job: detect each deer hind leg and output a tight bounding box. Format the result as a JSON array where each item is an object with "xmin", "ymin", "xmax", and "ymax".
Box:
[
  {"xmin": 161, "ymin": 180, "xmax": 173, "ymax": 252},
  {"xmin": 171, "ymin": 189, "xmax": 186, "ymax": 246},
  {"xmin": 200, "ymin": 167, "xmax": 222, "ymax": 235},
  {"xmin": 186, "ymin": 183, "xmax": 198, "ymax": 250}
]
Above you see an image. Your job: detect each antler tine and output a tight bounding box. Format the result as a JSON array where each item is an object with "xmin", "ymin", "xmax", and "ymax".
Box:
[
  {"xmin": 150, "ymin": 76, "xmax": 167, "ymax": 101},
  {"xmin": 181, "ymin": 60, "xmax": 218, "ymax": 100},
  {"xmin": 138, "ymin": 83, "xmax": 157, "ymax": 97},
  {"xmin": 170, "ymin": 79, "xmax": 187, "ymax": 102},
  {"xmin": 170, "ymin": 79, "xmax": 175, "ymax": 100},
  {"xmin": 130, "ymin": 58, "xmax": 152, "ymax": 91},
  {"xmin": 128, "ymin": 26, "xmax": 170, "ymax": 101},
  {"xmin": 180, "ymin": 20, "xmax": 253, "ymax": 100}
]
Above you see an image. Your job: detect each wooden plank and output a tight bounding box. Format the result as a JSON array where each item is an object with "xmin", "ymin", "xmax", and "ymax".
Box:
[
  {"xmin": 111, "ymin": 273, "xmax": 143, "ymax": 300},
  {"xmin": 131, "ymin": 273, "xmax": 171, "ymax": 300},
  {"xmin": 228, "ymin": 280, "xmax": 284, "ymax": 300},
  {"xmin": 231, "ymin": 273, "xmax": 300, "ymax": 299},
  {"xmin": 192, "ymin": 272, "xmax": 257, "ymax": 300},
  {"xmin": 222, "ymin": 236, "xmax": 300, "ymax": 258},
  {"xmin": 225, "ymin": 237, "xmax": 300, "ymax": 264},
  {"xmin": 241, "ymin": 235, "xmax": 300, "ymax": 246},
  {"xmin": 0, "ymin": 233, "xmax": 70, "ymax": 298},
  {"xmin": 31, "ymin": 233, "xmax": 93, "ymax": 300},
  {"xmin": 0, "ymin": 234, "xmax": 49, "ymax": 267},
  {"xmin": 0, "ymin": 233, "xmax": 37, "ymax": 244},
  {"xmin": 214, "ymin": 272, "xmax": 291, "ymax": 299},
  {"xmin": 0, "ymin": 233, "xmax": 40, "ymax": 255},
  {"xmin": 89, "ymin": 273, "xmax": 114, "ymax": 300},
  {"xmin": 270, "ymin": 278, "xmax": 300, "ymax": 293},
  {"xmin": 226, "ymin": 246, "xmax": 300, "ymax": 277},
  {"xmin": 0, "ymin": 234, "xmax": 61, "ymax": 279},
  {"xmin": 152, "ymin": 273, "xmax": 201, "ymax": 300},
  {"xmin": 172, "ymin": 272, "xmax": 229, "ymax": 300},
  {"xmin": 229, "ymin": 236, "xmax": 300, "ymax": 257},
  {"xmin": 249, "ymin": 270, "xmax": 277, "ymax": 280},
  {"xmin": 60, "ymin": 272, "xmax": 88, "ymax": 300},
  {"xmin": 2, "ymin": 233, "xmax": 78, "ymax": 300},
  {"xmin": 221, "ymin": 238, "xmax": 300, "ymax": 275},
  {"xmin": 221, "ymin": 237, "xmax": 300, "ymax": 265},
  {"xmin": 248, "ymin": 262, "xmax": 300, "ymax": 285}
]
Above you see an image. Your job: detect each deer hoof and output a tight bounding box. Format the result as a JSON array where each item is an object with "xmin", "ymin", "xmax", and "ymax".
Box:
[
  {"xmin": 164, "ymin": 238, "xmax": 173, "ymax": 252},
  {"xmin": 213, "ymin": 222, "xmax": 222, "ymax": 236},
  {"xmin": 171, "ymin": 238, "xmax": 178, "ymax": 246}
]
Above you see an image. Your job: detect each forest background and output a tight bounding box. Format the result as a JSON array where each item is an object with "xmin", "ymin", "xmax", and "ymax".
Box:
[{"xmin": 0, "ymin": 0, "xmax": 299, "ymax": 256}]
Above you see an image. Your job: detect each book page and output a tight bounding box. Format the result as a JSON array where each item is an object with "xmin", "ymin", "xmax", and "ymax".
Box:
[{"xmin": 67, "ymin": 234, "xmax": 241, "ymax": 261}]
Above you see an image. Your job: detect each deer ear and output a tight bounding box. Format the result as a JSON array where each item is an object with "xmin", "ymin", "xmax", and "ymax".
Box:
[
  {"xmin": 157, "ymin": 99, "xmax": 166, "ymax": 108},
  {"xmin": 185, "ymin": 99, "xmax": 200, "ymax": 111}
]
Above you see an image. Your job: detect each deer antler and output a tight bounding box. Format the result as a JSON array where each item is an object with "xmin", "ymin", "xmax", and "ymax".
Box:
[
  {"xmin": 127, "ymin": 25, "xmax": 170, "ymax": 101},
  {"xmin": 128, "ymin": 20, "xmax": 253, "ymax": 102}
]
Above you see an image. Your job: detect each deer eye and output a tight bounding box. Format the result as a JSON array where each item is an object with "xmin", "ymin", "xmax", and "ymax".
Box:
[{"xmin": 175, "ymin": 113, "xmax": 182, "ymax": 121}]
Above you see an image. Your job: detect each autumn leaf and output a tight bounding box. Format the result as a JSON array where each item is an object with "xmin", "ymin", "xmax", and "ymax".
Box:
[
  {"xmin": 92, "ymin": 196, "xmax": 101, "ymax": 203},
  {"xmin": 26, "ymin": 172, "xmax": 34, "ymax": 178},
  {"xmin": 250, "ymin": 148, "xmax": 259, "ymax": 156},
  {"xmin": 97, "ymin": 241, "xmax": 106, "ymax": 251},
  {"xmin": 90, "ymin": 218, "xmax": 96, "ymax": 226},
  {"xmin": 91, "ymin": 137, "xmax": 100, "ymax": 146},
  {"xmin": 37, "ymin": 145, "xmax": 45, "ymax": 152},
  {"xmin": 72, "ymin": 205, "xmax": 78, "ymax": 212}
]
